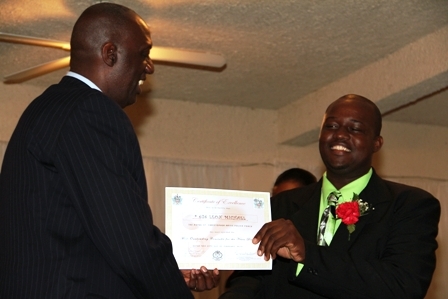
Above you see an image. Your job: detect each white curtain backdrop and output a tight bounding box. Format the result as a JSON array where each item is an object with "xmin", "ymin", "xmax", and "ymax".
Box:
[
  {"xmin": 142, "ymin": 157, "xmax": 241, "ymax": 299},
  {"xmin": 143, "ymin": 157, "xmax": 241, "ymax": 232},
  {"xmin": 0, "ymin": 140, "xmax": 446, "ymax": 298}
]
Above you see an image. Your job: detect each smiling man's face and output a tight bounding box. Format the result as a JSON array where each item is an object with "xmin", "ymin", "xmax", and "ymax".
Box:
[
  {"xmin": 107, "ymin": 16, "xmax": 154, "ymax": 108},
  {"xmin": 319, "ymin": 96, "xmax": 383, "ymax": 183}
]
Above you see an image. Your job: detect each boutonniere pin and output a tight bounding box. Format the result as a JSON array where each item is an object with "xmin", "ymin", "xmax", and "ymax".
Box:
[{"xmin": 335, "ymin": 193, "xmax": 373, "ymax": 240}]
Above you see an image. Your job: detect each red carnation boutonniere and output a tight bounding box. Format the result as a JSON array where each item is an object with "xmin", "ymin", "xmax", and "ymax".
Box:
[{"xmin": 335, "ymin": 193, "xmax": 373, "ymax": 240}]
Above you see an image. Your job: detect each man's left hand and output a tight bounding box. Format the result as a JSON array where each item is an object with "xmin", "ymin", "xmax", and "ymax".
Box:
[{"xmin": 181, "ymin": 266, "xmax": 220, "ymax": 291}]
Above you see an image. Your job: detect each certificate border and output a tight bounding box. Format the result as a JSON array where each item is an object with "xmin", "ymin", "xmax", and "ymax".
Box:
[{"xmin": 165, "ymin": 187, "xmax": 272, "ymax": 270}]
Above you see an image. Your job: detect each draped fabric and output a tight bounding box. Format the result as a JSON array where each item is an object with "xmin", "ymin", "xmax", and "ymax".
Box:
[
  {"xmin": 141, "ymin": 158, "xmax": 299, "ymax": 298},
  {"xmin": 0, "ymin": 140, "xmax": 446, "ymax": 298},
  {"xmin": 143, "ymin": 157, "xmax": 241, "ymax": 232},
  {"xmin": 142, "ymin": 158, "xmax": 240, "ymax": 299}
]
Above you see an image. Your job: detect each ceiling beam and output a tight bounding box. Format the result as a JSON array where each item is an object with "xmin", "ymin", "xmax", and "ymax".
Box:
[{"xmin": 278, "ymin": 25, "xmax": 448, "ymax": 147}]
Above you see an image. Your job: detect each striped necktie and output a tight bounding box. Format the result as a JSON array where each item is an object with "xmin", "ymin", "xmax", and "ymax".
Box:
[{"xmin": 317, "ymin": 191, "xmax": 340, "ymax": 246}]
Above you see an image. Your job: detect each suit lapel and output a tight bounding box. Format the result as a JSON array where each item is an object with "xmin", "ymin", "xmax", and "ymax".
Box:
[
  {"xmin": 288, "ymin": 182, "xmax": 322, "ymax": 243},
  {"xmin": 330, "ymin": 171, "xmax": 392, "ymax": 250},
  {"xmin": 278, "ymin": 171, "xmax": 393, "ymax": 249}
]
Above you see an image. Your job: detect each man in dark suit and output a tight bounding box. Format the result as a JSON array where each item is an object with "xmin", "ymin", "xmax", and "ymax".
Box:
[
  {"xmin": 0, "ymin": 3, "xmax": 218, "ymax": 298},
  {"xmin": 220, "ymin": 94, "xmax": 440, "ymax": 298}
]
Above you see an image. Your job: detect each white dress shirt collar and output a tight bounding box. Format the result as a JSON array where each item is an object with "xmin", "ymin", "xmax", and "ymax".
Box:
[{"xmin": 66, "ymin": 71, "xmax": 102, "ymax": 92}]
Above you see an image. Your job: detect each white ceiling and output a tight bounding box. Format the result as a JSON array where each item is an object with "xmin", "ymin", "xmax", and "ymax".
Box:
[{"xmin": 0, "ymin": 0, "xmax": 447, "ymax": 128}]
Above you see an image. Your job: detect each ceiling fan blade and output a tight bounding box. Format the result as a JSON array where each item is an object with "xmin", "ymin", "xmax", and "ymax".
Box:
[
  {"xmin": 0, "ymin": 33, "xmax": 225, "ymax": 68},
  {"xmin": 0, "ymin": 32, "xmax": 225, "ymax": 83},
  {"xmin": 0, "ymin": 32, "xmax": 70, "ymax": 51},
  {"xmin": 151, "ymin": 47, "xmax": 226, "ymax": 68},
  {"xmin": 4, "ymin": 56, "xmax": 70, "ymax": 83}
]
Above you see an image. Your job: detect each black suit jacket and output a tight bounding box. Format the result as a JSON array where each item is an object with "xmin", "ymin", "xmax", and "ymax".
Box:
[
  {"xmin": 222, "ymin": 171, "xmax": 440, "ymax": 299},
  {"xmin": 0, "ymin": 76, "xmax": 193, "ymax": 299}
]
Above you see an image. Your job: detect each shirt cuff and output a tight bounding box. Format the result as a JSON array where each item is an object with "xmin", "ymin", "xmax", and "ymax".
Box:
[{"xmin": 296, "ymin": 262, "xmax": 304, "ymax": 276}]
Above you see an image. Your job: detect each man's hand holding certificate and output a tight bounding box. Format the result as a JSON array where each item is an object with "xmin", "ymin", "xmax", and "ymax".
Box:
[{"xmin": 166, "ymin": 187, "xmax": 272, "ymax": 270}]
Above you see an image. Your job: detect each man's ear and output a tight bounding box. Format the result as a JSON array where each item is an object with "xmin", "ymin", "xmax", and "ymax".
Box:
[
  {"xmin": 102, "ymin": 42, "xmax": 117, "ymax": 67},
  {"xmin": 373, "ymin": 135, "xmax": 383, "ymax": 153}
]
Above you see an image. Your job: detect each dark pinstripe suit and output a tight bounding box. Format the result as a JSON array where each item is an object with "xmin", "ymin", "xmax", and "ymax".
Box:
[{"xmin": 0, "ymin": 76, "xmax": 193, "ymax": 299}]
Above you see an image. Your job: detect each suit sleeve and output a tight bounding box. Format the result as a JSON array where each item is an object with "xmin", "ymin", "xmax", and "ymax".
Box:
[
  {"xmin": 290, "ymin": 185, "xmax": 440, "ymax": 299},
  {"xmin": 219, "ymin": 269, "xmax": 269, "ymax": 299},
  {"xmin": 220, "ymin": 190, "xmax": 303, "ymax": 299},
  {"xmin": 53, "ymin": 95, "xmax": 193, "ymax": 298}
]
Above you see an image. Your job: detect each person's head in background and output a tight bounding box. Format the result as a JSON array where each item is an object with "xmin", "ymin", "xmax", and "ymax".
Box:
[{"xmin": 272, "ymin": 167, "xmax": 317, "ymax": 197}]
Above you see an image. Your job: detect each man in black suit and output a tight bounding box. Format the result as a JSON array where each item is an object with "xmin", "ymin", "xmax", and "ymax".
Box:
[
  {"xmin": 0, "ymin": 3, "xmax": 218, "ymax": 298},
  {"xmin": 221, "ymin": 94, "xmax": 440, "ymax": 298}
]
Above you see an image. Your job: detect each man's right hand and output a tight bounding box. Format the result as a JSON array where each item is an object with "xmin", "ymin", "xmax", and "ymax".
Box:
[{"xmin": 252, "ymin": 218, "xmax": 306, "ymax": 262}]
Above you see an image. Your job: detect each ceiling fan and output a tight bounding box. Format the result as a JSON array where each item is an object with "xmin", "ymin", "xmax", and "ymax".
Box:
[{"xmin": 0, "ymin": 32, "xmax": 226, "ymax": 84}]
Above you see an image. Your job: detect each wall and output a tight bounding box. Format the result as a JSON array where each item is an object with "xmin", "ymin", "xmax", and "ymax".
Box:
[
  {"xmin": 374, "ymin": 121, "xmax": 448, "ymax": 180},
  {"xmin": 124, "ymin": 95, "xmax": 318, "ymax": 191},
  {"xmin": 1, "ymin": 81, "xmax": 447, "ymax": 299},
  {"xmin": 2, "ymin": 83, "xmax": 447, "ymax": 186},
  {"xmin": 126, "ymin": 95, "xmax": 448, "ymax": 184}
]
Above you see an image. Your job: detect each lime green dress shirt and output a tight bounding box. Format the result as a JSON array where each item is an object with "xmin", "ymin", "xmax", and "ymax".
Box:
[{"xmin": 296, "ymin": 168, "xmax": 372, "ymax": 275}]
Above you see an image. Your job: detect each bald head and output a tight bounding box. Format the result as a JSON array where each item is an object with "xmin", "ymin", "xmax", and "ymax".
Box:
[
  {"xmin": 70, "ymin": 3, "xmax": 141, "ymax": 73},
  {"xmin": 68, "ymin": 3, "xmax": 154, "ymax": 108}
]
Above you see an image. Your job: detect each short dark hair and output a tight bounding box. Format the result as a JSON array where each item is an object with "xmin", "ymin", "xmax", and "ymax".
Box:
[
  {"xmin": 274, "ymin": 168, "xmax": 317, "ymax": 187},
  {"xmin": 333, "ymin": 94, "xmax": 382, "ymax": 136}
]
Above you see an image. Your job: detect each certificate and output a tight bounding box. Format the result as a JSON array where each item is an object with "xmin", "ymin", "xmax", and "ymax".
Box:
[{"xmin": 165, "ymin": 187, "xmax": 272, "ymax": 270}]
